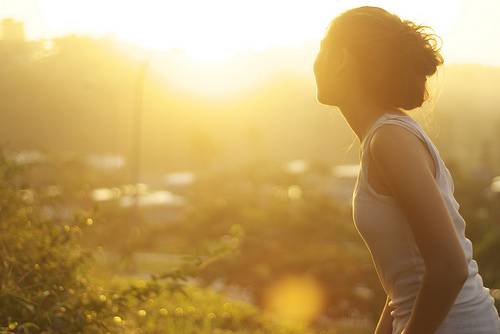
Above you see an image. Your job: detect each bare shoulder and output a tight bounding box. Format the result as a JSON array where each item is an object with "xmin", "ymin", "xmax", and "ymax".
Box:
[
  {"xmin": 369, "ymin": 123, "xmax": 436, "ymax": 181},
  {"xmin": 370, "ymin": 123, "xmax": 425, "ymax": 157}
]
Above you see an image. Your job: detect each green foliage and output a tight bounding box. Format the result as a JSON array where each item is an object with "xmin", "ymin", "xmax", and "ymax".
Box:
[
  {"xmin": 0, "ymin": 151, "xmax": 346, "ymax": 334},
  {"xmin": 0, "ymin": 151, "xmax": 123, "ymax": 333}
]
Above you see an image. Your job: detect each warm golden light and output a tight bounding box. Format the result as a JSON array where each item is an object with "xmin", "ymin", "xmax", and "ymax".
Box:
[
  {"xmin": 13, "ymin": 0, "xmax": 472, "ymax": 63},
  {"xmin": 2, "ymin": 0, "xmax": 497, "ymax": 95}
]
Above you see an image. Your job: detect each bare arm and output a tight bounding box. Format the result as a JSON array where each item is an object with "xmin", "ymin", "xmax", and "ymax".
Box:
[
  {"xmin": 370, "ymin": 125, "xmax": 468, "ymax": 334},
  {"xmin": 374, "ymin": 295, "xmax": 394, "ymax": 334}
]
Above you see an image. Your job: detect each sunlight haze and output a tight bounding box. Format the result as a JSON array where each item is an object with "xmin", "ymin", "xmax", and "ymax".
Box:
[{"xmin": 1, "ymin": 0, "xmax": 499, "ymax": 65}]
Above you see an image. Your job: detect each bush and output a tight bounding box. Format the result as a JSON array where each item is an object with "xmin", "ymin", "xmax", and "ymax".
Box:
[{"xmin": 0, "ymin": 151, "xmax": 331, "ymax": 334}]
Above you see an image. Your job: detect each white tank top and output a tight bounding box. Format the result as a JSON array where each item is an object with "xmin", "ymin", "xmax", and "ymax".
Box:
[{"xmin": 352, "ymin": 112, "xmax": 500, "ymax": 334}]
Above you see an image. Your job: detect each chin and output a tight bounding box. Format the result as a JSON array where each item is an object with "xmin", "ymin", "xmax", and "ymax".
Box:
[{"xmin": 316, "ymin": 92, "xmax": 338, "ymax": 107}]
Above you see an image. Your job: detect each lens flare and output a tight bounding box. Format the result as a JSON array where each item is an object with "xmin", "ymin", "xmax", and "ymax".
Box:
[{"xmin": 262, "ymin": 274, "xmax": 325, "ymax": 328}]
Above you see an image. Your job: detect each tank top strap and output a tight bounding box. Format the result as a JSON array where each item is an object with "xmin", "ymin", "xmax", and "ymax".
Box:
[{"xmin": 361, "ymin": 113, "xmax": 443, "ymax": 184}]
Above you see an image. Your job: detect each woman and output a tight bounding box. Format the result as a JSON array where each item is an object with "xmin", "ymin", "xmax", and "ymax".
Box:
[{"xmin": 313, "ymin": 6, "xmax": 500, "ymax": 334}]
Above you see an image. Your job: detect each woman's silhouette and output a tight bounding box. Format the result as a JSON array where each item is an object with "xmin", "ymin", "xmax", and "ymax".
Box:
[{"xmin": 313, "ymin": 6, "xmax": 500, "ymax": 334}]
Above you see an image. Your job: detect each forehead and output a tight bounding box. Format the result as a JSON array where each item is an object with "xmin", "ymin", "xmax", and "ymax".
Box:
[
  {"xmin": 320, "ymin": 31, "xmax": 339, "ymax": 50},
  {"xmin": 321, "ymin": 14, "xmax": 366, "ymax": 51},
  {"xmin": 321, "ymin": 19, "xmax": 343, "ymax": 46}
]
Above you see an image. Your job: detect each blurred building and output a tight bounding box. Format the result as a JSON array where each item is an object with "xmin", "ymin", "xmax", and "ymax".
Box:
[{"xmin": 1, "ymin": 18, "xmax": 25, "ymax": 41}]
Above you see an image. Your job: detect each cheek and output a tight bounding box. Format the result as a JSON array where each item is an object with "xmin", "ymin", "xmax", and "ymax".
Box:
[
  {"xmin": 313, "ymin": 55, "xmax": 322, "ymax": 80},
  {"xmin": 315, "ymin": 60, "xmax": 344, "ymax": 104},
  {"xmin": 316, "ymin": 59, "xmax": 337, "ymax": 89},
  {"xmin": 314, "ymin": 54, "xmax": 329, "ymax": 84}
]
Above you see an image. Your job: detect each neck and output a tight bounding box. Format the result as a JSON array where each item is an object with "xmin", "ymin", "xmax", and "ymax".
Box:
[{"xmin": 337, "ymin": 101, "xmax": 405, "ymax": 145}]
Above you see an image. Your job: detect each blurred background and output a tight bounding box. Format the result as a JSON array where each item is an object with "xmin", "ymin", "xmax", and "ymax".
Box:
[{"xmin": 1, "ymin": 0, "xmax": 499, "ymax": 333}]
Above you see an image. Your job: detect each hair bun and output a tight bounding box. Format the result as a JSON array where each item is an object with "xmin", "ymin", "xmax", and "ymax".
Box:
[
  {"xmin": 400, "ymin": 20, "xmax": 443, "ymax": 77},
  {"xmin": 325, "ymin": 6, "xmax": 444, "ymax": 110}
]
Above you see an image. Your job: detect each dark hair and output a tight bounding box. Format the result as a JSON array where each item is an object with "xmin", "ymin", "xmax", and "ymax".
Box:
[{"xmin": 325, "ymin": 6, "xmax": 443, "ymax": 110}]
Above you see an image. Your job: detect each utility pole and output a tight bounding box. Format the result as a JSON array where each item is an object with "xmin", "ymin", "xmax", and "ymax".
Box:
[{"xmin": 132, "ymin": 59, "xmax": 149, "ymax": 213}]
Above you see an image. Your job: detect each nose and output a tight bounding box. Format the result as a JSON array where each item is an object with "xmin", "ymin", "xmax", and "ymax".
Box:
[
  {"xmin": 313, "ymin": 53, "xmax": 320, "ymax": 76},
  {"xmin": 313, "ymin": 51, "xmax": 322, "ymax": 79}
]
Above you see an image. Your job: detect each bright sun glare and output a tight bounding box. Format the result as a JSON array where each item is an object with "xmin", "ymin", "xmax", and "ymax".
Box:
[
  {"xmin": 11, "ymin": 0, "xmax": 472, "ymax": 95},
  {"xmin": 36, "ymin": 0, "xmax": 461, "ymax": 63}
]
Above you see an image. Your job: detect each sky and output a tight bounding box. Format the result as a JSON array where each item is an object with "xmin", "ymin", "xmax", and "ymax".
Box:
[{"xmin": 1, "ymin": 0, "xmax": 500, "ymax": 66}]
